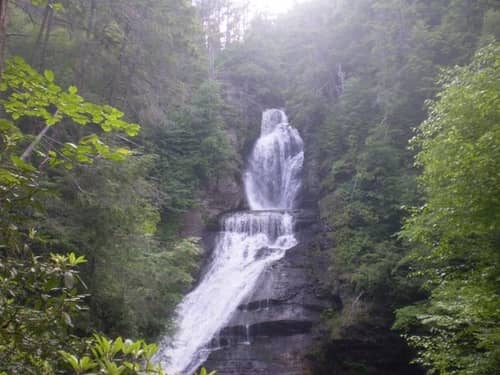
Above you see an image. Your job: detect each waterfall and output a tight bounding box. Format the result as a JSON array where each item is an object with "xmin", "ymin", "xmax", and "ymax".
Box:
[
  {"xmin": 244, "ymin": 110, "xmax": 304, "ymax": 210},
  {"xmin": 155, "ymin": 109, "xmax": 304, "ymax": 374}
]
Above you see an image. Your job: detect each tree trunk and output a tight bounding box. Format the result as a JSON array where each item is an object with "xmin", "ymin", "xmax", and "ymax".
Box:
[
  {"xmin": 107, "ymin": 23, "xmax": 130, "ymax": 105},
  {"xmin": 78, "ymin": 0, "xmax": 97, "ymax": 89},
  {"xmin": 0, "ymin": 0, "xmax": 9, "ymax": 76},
  {"xmin": 38, "ymin": 6, "xmax": 54, "ymax": 69},
  {"xmin": 31, "ymin": 3, "xmax": 50, "ymax": 63}
]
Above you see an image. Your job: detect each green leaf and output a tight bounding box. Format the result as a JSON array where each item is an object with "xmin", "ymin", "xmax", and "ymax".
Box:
[
  {"xmin": 44, "ymin": 69, "xmax": 55, "ymax": 82},
  {"xmin": 10, "ymin": 156, "xmax": 37, "ymax": 173},
  {"xmin": 125, "ymin": 123, "xmax": 140, "ymax": 136},
  {"xmin": 50, "ymin": 2, "xmax": 64, "ymax": 12},
  {"xmin": 59, "ymin": 351, "xmax": 79, "ymax": 370}
]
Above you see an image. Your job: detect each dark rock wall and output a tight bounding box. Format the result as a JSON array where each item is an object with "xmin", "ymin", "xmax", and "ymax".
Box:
[
  {"xmin": 205, "ymin": 334, "xmax": 314, "ymax": 375},
  {"xmin": 312, "ymin": 328, "xmax": 422, "ymax": 375}
]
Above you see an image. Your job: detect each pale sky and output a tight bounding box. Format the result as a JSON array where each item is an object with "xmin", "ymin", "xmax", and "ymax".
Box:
[{"xmin": 248, "ymin": 0, "xmax": 302, "ymax": 16}]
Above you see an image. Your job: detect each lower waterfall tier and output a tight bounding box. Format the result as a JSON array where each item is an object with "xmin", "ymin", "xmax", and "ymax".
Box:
[
  {"xmin": 155, "ymin": 210, "xmax": 301, "ymax": 374},
  {"xmin": 202, "ymin": 214, "xmax": 328, "ymax": 374}
]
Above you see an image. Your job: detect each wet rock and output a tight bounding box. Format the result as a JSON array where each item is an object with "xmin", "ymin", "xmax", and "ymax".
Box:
[
  {"xmin": 204, "ymin": 334, "xmax": 315, "ymax": 375},
  {"xmin": 202, "ymin": 172, "xmax": 245, "ymax": 218}
]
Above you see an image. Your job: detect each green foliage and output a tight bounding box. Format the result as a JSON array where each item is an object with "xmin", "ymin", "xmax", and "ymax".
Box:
[
  {"xmin": 0, "ymin": 56, "xmax": 137, "ymax": 168},
  {"xmin": 152, "ymin": 80, "xmax": 235, "ymax": 215},
  {"xmin": 395, "ymin": 43, "xmax": 500, "ymax": 374},
  {"xmin": 313, "ymin": 43, "xmax": 420, "ymax": 307},
  {"xmin": 60, "ymin": 334, "xmax": 163, "ymax": 374},
  {"xmin": 196, "ymin": 368, "xmax": 216, "ymax": 375},
  {"xmin": 0, "ymin": 246, "xmax": 173, "ymax": 374},
  {"xmin": 0, "ymin": 251, "xmax": 88, "ymax": 373},
  {"xmin": 0, "ymin": 248, "xmax": 185, "ymax": 375},
  {"xmin": 36, "ymin": 149, "xmax": 203, "ymax": 339},
  {"xmin": 0, "ymin": 119, "xmax": 42, "ymax": 252},
  {"xmin": 1, "ymin": 57, "xmax": 139, "ymax": 136},
  {"xmin": 183, "ymin": 80, "xmax": 234, "ymax": 181},
  {"xmin": 395, "ymin": 270, "xmax": 500, "ymax": 374},
  {"xmin": 4, "ymin": 0, "xmax": 214, "ymax": 340},
  {"xmin": 0, "ymin": 56, "xmax": 141, "ymax": 254},
  {"xmin": 406, "ymin": 44, "xmax": 500, "ymax": 242},
  {"xmin": 0, "ymin": 54, "xmax": 169, "ymax": 373}
]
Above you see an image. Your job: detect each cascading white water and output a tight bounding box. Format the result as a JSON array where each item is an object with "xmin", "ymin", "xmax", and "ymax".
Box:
[
  {"xmin": 244, "ymin": 110, "xmax": 304, "ymax": 210},
  {"xmin": 155, "ymin": 109, "xmax": 304, "ymax": 374}
]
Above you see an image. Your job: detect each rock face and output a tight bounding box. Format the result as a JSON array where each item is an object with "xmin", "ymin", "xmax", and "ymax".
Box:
[
  {"xmin": 178, "ymin": 172, "xmax": 245, "ymax": 241},
  {"xmin": 202, "ymin": 209, "xmax": 327, "ymax": 374},
  {"xmin": 312, "ymin": 327, "xmax": 422, "ymax": 375}
]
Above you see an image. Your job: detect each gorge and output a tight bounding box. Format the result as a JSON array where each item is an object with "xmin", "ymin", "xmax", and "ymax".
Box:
[{"xmin": 1, "ymin": 1, "xmax": 498, "ymax": 374}]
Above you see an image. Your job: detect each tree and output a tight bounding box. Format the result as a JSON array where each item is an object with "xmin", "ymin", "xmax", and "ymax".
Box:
[
  {"xmin": 0, "ymin": 56, "xmax": 167, "ymax": 373},
  {"xmin": 395, "ymin": 43, "xmax": 500, "ymax": 375},
  {"xmin": 4, "ymin": 0, "xmax": 214, "ymax": 339},
  {"xmin": 0, "ymin": 0, "xmax": 7, "ymax": 73}
]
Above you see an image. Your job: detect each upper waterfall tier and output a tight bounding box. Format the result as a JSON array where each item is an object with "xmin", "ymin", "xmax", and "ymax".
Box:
[{"xmin": 244, "ymin": 110, "xmax": 304, "ymax": 210}]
